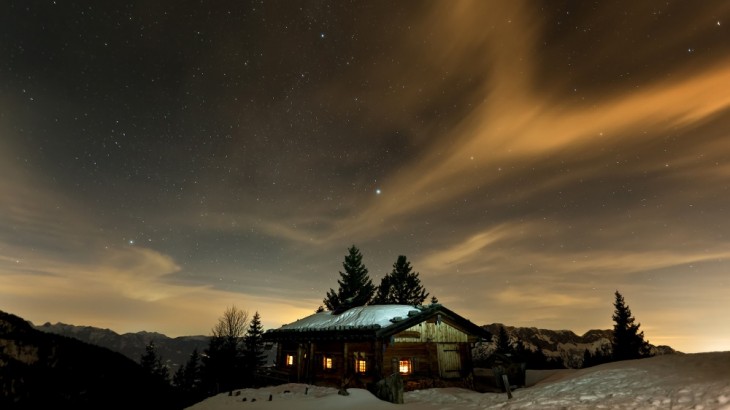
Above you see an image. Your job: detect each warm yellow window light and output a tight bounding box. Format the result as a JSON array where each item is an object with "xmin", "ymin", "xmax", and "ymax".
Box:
[
  {"xmin": 356, "ymin": 358, "xmax": 367, "ymax": 373},
  {"xmin": 286, "ymin": 354, "xmax": 294, "ymax": 366},
  {"xmin": 323, "ymin": 357, "xmax": 333, "ymax": 369},
  {"xmin": 399, "ymin": 359, "xmax": 412, "ymax": 374}
]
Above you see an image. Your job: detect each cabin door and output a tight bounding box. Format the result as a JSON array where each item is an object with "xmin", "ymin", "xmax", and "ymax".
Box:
[{"xmin": 437, "ymin": 343, "xmax": 461, "ymax": 378}]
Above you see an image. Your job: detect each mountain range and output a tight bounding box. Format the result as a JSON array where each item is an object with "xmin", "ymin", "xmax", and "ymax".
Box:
[
  {"xmin": 34, "ymin": 321, "xmax": 210, "ymax": 372},
  {"xmin": 35, "ymin": 319, "xmax": 677, "ymax": 371},
  {"xmin": 476, "ymin": 323, "xmax": 677, "ymax": 368}
]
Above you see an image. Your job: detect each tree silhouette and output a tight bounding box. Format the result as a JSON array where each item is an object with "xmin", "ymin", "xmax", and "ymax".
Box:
[
  {"xmin": 140, "ymin": 340, "xmax": 169, "ymax": 384},
  {"xmin": 612, "ymin": 291, "xmax": 651, "ymax": 361},
  {"xmin": 494, "ymin": 325, "xmax": 512, "ymax": 354},
  {"xmin": 323, "ymin": 245, "xmax": 375, "ymax": 312},
  {"xmin": 372, "ymin": 255, "xmax": 429, "ymax": 306},
  {"xmin": 202, "ymin": 305, "xmax": 248, "ymax": 394},
  {"xmin": 173, "ymin": 348, "xmax": 203, "ymax": 405},
  {"xmin": 243, "ymin": 311, "xmax": 267, "ymax": 384}
]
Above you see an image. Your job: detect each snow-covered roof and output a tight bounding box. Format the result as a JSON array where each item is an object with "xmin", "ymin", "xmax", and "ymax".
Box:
[{"xmin": 276, "ymin": 305, "xmax": 423, "ymax": 332}]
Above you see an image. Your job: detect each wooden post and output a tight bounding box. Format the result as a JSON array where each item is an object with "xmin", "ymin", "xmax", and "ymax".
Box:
[
  {"xmin": 308, "ymin": 342, "xmax": 315, "ymax": 384},
  {"xmin": 343, "ymin": 342, "xmax": 349, "ymax": 375},
  {"xmin": 375, "ymin": 339, "xmax": 383, "ymax": 378},
  {"xmin": 502, "ymin": 374, "xmax": 513, "ymax": 399},
  {"xmin": 296, "ymin": 344, "xmax": 303, "ymax": 382}
]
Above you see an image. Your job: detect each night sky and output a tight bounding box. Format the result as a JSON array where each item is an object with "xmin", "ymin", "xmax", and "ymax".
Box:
[{"xmin": 2, "ymin": 1, "xmax": 729, "ymax": 353}]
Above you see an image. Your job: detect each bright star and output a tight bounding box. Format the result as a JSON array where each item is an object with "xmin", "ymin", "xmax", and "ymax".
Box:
[{"xmin": 376, "ymin": 189, "xmax": 381, "ymax": 195}]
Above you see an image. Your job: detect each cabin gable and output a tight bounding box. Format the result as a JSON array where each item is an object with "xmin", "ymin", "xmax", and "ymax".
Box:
[{"xmin": 392, "ymin": 319, "xmax": 468, "ymax": 343}]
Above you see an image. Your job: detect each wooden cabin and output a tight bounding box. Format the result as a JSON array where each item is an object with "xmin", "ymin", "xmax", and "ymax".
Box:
[{"xmin": 263, "ymin": 304, "xmax": 491, "ymax": 391}]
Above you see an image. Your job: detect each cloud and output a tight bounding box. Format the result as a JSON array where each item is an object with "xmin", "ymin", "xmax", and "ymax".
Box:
[
  {"xmin": 420, "ymin": 216, "xmax": 730, "ymax": 276},
  {"xmin": 282, "ymin": 0, "xmax": 726, "ymax": 253},
  {"xmin": 345, "ymin": 60, "xmax": 730, "ymax": 236}
]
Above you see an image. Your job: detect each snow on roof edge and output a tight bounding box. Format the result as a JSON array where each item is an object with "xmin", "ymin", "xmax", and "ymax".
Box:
[{"xmin": 272, "ymin": 305, "xmax": 425, "ymax": 332}]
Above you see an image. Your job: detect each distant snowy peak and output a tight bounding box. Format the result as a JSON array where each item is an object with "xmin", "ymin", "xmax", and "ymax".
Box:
[{"xmin": 477, "ymin": 323, "xmax": 677, "ymax": 369}]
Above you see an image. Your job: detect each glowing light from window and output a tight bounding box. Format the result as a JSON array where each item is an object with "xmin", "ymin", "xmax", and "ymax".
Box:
[
  {"xmin": 356, "ymin": 359, "xmax": 367, "ymax": 373},
  {"xmin": 286, "ymin": 354, "xmax": 294, "ymax": 366},
  {"xmin": 399, "ymin": 359, "xmax": 412, "ymax": 374}
]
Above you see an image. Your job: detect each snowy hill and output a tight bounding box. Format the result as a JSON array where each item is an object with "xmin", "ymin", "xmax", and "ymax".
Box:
[{"xmin": 187, "ymin": 352, "xmax": 730, "ymax": 409}]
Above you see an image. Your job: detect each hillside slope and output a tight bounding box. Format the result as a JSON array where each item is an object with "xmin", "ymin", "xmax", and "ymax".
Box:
[
  {"xmin": 0, "ymin": 310, "xmax": 181, "ymax": 409},
  {"xmin": 35, "ymin": 321, "xmax": 210, "ymax": 371}
]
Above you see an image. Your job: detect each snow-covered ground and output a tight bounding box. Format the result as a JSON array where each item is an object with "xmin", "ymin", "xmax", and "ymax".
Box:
[{"xmin": 187, "ymin": 351, "xmax": 730, "ymax": 410}]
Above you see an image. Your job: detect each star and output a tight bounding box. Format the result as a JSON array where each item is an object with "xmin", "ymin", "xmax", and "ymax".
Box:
[{"xmin": 375, "ymin": 188, "xmax": 382, "ymax": 195}]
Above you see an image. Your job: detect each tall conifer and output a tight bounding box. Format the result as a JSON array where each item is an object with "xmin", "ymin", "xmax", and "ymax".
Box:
[
  {"xmin": 612, "ymin": 291, "xmax": 651, "ymax": 360},
  {"xmin": 373, "ymin": 255, "xmax": 429, "ymax": 306},
  {"xmin": 323, "ymin": 245, "xmax": 375, "ymax": 312}
]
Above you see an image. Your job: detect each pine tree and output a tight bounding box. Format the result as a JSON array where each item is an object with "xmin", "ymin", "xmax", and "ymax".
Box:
[
  {"xmin": 495, "ymin": 325, "xmax": 512, "ymax": 354},
  {"xmin": 182, "ymin": 348, "xmax": 201, "ymax": 389},
  {"xmin": 372, "ymin": 273, "xmax": 393, "ymax": 304},
  {"xmin": 611, "ymin": 291, "xmax": 651, "ymax": 361},
  {"xmin": 140, "ymin": 340, "xmax": 169, "ymax": 384},
  {"xmin": 323, "ymin": 245, "xmax": 375, "ymax": 312},
  {"xmin": 173, "ymin": 348, "xmax": 200, "ymax": 392},
  {"xmin": 372, "ymin": 255, "xmax": 429, "ymax": 306},
  {"xmin": 513, "ymin": 340, "xmax": 553, "ymax": 369},
  {"xmin": 174, "ymin": 348, "xmax": 203, "ymax": 405},
  {"xmin": 243, "ymin": 311, "xmax": 267, "ymax": 382},
  {"xmin": 173, "ymin": 362, "xmax": 185, "ymax": 389}
]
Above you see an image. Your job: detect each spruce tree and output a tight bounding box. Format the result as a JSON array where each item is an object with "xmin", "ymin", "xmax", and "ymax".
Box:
[
  {"xmin": 180, "ymin": 348, "xmax": 201, "ymax": 392},
  {"xmin": 174, "ymin": 348, "xmax": 203, "ymax": 405},
  {"xmin": 173, "ymin": 363, "xmax": 185, "ymax": 389},
  {"xmin": 611, "ymin": 291, "xmax": 651, "ymax": 361},
  {"xmin": 495, "ymin": 325, "xmax": 512, "ymax": 354},
  {"xmin": 372, "ymin": 273, "xmax": 393, "ymax": 304},
  {"xmin": 243, "ymin": 311, "xmax": 267, "ymax": 380},
  {"xmin": 373, "ymin": 255, "xmax": 429, "ymax": 306},
  {"xmin": 140, "ymin": 340, "xmax": 169, "ymax": 384},
  {"xmin": 323, "ymin": 245, "xmax": 375, "ymax": 312}
]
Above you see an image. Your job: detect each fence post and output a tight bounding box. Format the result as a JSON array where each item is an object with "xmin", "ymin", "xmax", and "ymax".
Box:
[{"xmin": 502, "ymin": 374, "xmax": 513, "ymax": 399}]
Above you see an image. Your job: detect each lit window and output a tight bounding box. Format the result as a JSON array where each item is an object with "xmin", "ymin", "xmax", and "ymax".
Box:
[
  {"xmin": 286, "ymin": 354, "xmax": 294, "ymax": 366},
  {"xmin": 323, "ymin": 357, "xmax": 333, "ymax": 369},
  {"xmin": 355, "ymin": 358, "xmax": 367, "ymax": 373},
  {"xmin": 399, "ymin": 359, "xmax": 412, "ymax": 374}
]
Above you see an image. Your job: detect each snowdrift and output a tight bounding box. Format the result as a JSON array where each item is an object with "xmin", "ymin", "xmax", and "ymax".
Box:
[{"xmin": 188, "ymin": 351, "xmax": 730, "ymax": 409}]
